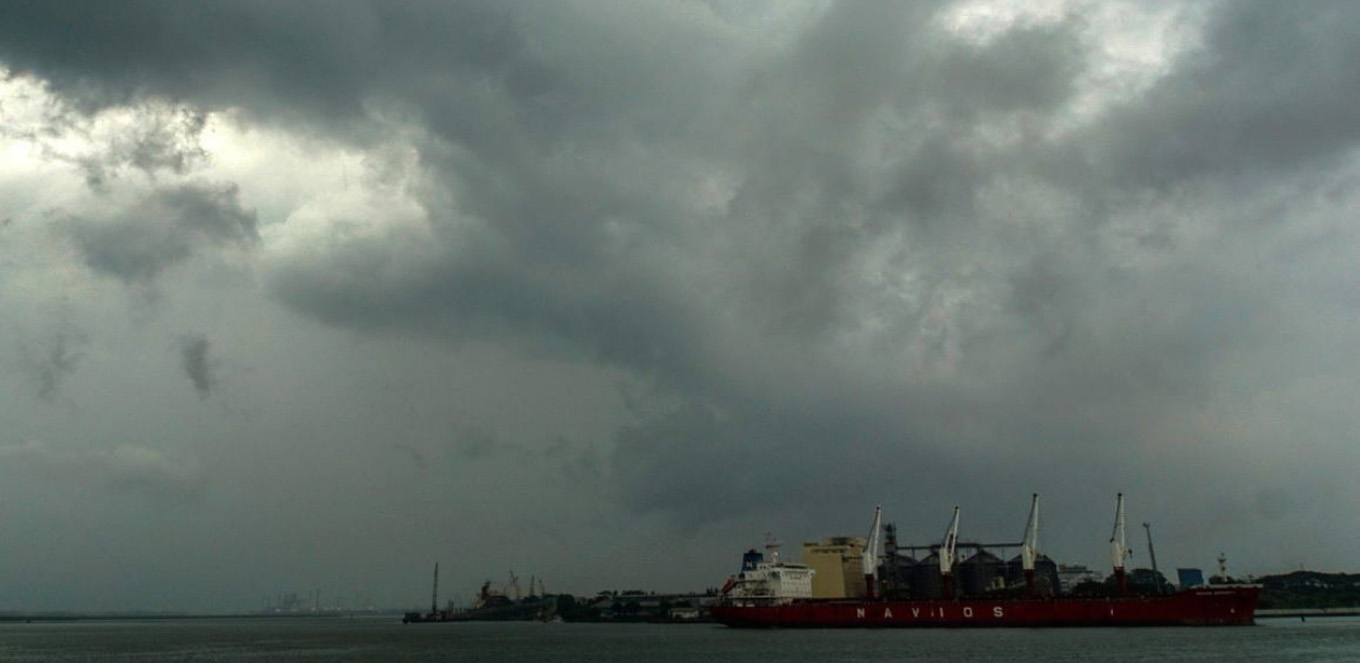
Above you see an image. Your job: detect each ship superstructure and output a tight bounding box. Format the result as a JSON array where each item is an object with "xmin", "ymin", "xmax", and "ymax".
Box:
[{"xmin": 720, "ymin": 537, "xmax": 815, "ymax": 606}]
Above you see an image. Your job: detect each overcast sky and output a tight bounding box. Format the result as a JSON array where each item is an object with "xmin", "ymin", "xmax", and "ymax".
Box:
[{"xmin": 2, "ymin": 0, "xmax": 1359, "ymax": 612}]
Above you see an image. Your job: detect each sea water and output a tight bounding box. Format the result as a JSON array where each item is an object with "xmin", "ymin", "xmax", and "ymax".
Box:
[{"xmin": 1, "ymin": 616, "xmax": 1357, "ymax": 662}]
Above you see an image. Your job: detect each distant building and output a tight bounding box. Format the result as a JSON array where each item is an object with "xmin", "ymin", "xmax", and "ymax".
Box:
[
  {"xmin": 802, "ymin": 537, "xmax": 867, "ymax": 598},
  {"xmin": 1004, "ymin": 554, "xmax": 1061, "ymax": 596},
  {"xmin": 581, "ymin": 591, "xmax": 717, "ymax": 622},
  {"xmin": 1128, "ymin": 568, "xmax": 1173, "ymax": 593},
  {"xmin": 880, "ymin": 523, "xmax": 916, "ymax": 595},
  {"xmin": 958, "ymin": 550, "xmax": 1007, "ymax": 595},
  {"xmin": 911, "ymin": 552, "xmax": 945, "ymax": 598},
  {"xmin": 1056, "ymin": 564, "xmax": 1102, "ymax": 593},
  {"xmin": 1177, "ymin": 568, "xmax": 1205, "ymax": 589}
]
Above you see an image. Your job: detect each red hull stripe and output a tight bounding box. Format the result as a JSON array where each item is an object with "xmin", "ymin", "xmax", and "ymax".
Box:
[{"xmin": 712, "ymin": 587, "xmax": 1261, "ymax": 628}]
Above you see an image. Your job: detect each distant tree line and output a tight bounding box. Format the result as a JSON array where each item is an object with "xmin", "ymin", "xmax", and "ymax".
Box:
[{"xmin": 1256, "ymin": 571, "xmax": 1360, "ymax": 610}]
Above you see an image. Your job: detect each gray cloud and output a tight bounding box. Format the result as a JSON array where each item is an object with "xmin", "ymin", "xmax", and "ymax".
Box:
[
  {"xmin": 64, "ymin": 181, "xmax": 258, "ymax": 284},
  {"xmin": 1090, "ymin": 1, "xmax": 1360, "ymax": 189},
  {"xmin": 177, "ymin": 333, "xmax": 217, "ymax": 398},
  {"xmin": 0, "ymin": 441, "xmax": 205, "ymax": 504},
  {"xmin": 20, "ymin": 330, "xmax": 87, "ymax": 400}
]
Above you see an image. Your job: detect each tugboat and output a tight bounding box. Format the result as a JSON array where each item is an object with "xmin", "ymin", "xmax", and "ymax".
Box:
[{"xmin": 710, "ymin": 495, "xmax": 1261, "ymax": 628}]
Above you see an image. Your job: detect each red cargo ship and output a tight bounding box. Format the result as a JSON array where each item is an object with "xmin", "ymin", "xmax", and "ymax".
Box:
[{"xmin": 712, "ymin": 495, "xmax": 1261, "ymax": 628}]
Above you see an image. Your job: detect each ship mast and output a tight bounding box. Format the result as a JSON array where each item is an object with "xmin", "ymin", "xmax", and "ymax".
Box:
[
  {"xmin": 764, "ymin": 532, "xmax": 782, "ymax": 564},
  {"xmin": 940, "ymin": 506, "xmax": 960, "ymax": 599},
  {"xmin": 862, "ymin": 505, "xmax": 883, "ymax": 600},
  {"xmin": 1110, "ymin": 493, "xmax": 1128, "ymax": 594},
  {"xmin": 1020, "ymin": 493, "xmax": 1040, "ymax": 596}
]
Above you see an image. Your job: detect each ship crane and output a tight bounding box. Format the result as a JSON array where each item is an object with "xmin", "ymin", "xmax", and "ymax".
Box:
[
  {"xmin": 1143, "ymin": 522, "xmax": 1161, "ymax": 593},
  {"xmin": 1111, "ymin": 493, "xmax": 1128, "ymax": 594},
  {"xmin": 940, "ymin": 506, "xmax": 960, "ymax": 599},
  {"xmin": 862, "ymin": 505, "xmax": 883, "ymax": 600},
  {"xmin": 1020, "ymin": 494, "xmax": 1040, "ymax": 596}
]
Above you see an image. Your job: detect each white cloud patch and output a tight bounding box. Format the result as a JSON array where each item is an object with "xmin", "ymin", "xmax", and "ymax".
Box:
[
  {"xmin": 0, "ymin": 71, "xmax": 207, "ymax": 187},
  {"xmin": 0, "ymin": 441, "xmax": 206, "ymax": 503}
]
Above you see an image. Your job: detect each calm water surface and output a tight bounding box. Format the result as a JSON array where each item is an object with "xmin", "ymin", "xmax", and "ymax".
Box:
[{"xmin": 2, "ymin": 617, "xmax": 1357, "ymax": 662}]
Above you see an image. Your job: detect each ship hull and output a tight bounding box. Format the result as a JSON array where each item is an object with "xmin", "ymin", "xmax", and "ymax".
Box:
[{"xmin": 711, "ymin": 586, "xmax": 1260, "ymax": 628}]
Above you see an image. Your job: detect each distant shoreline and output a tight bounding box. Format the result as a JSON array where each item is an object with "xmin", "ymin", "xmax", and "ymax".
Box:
[
  {"xmin": 0, "ymin": 612, "xmax": 404, "ymax": 623},
  {"xmin": 1257, "ymin": 608, "xmax": 1360, "ymax": 618}
]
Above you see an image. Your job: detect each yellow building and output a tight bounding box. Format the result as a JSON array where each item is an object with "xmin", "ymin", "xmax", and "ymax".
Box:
[{"xmin": 802, "ymin": 536, "xmax": 867, "ymax": 598}]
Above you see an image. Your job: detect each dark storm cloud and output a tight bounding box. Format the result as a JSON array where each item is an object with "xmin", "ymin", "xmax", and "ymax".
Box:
[
  {"xmin": 1089, "ymin": 1, "xmax": 1360, "ymax": 188},
  {"xmin": 930, "ymin": 20, "xmax": 1084, "ymax": 118},
  {"xmin": 177, "ymin": 333, "xmax": 217, "ymax": 398},
  {"xmin": 608, "ymin": 0, "xmax": 1360, "ymax": 533},
  {"xmin": 611, "ymin": 398, "xmax": 946, "ymax": 528},
  {"xmin": 4, "ymin": 0, "xmax": 1359, "ymax": 572},
  {"xmin": 65, "ymin": 181, "xmax": 257, "ymax": 283},
  {"xmin": 270, "ymin": 244, "xmax": 710, "ymax": 392},
  {"xmin": 0, "ymin": 0, "xmax": 552, "ymax": 139}
]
